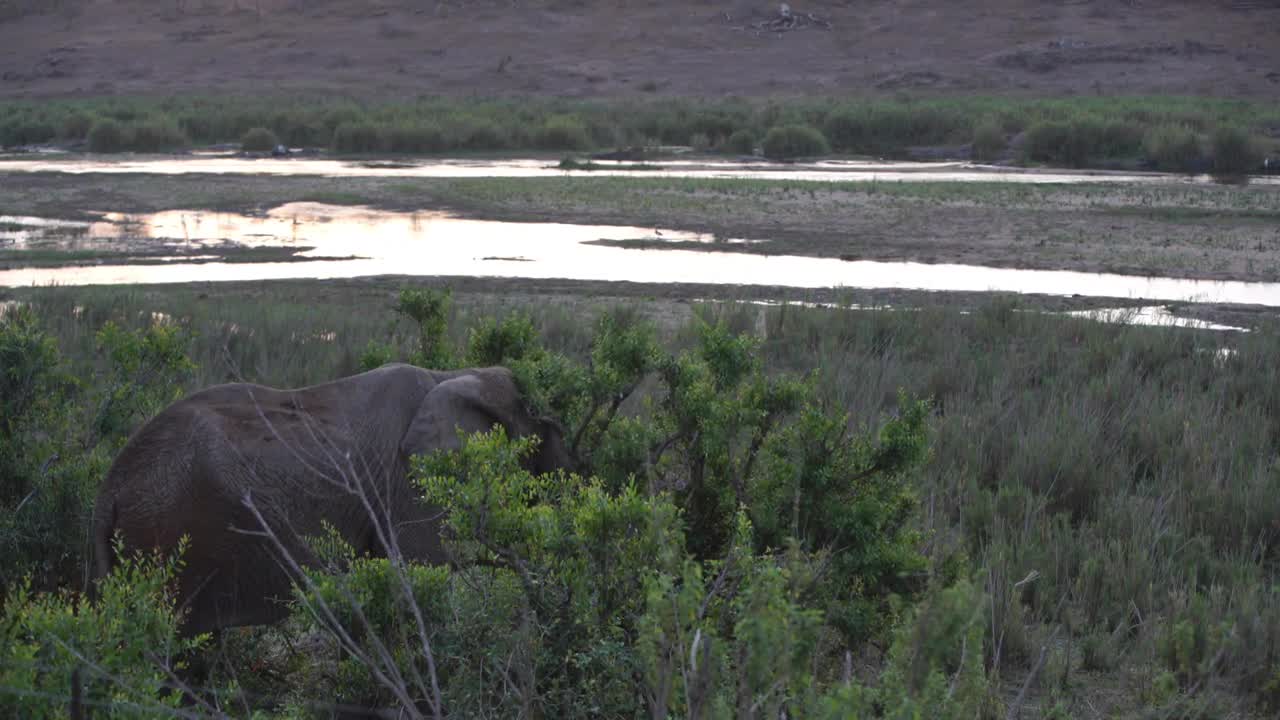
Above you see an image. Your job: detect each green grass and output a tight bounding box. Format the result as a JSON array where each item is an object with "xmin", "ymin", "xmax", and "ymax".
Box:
[
  {"xmin": 8, "ymin": 282, "xmax": 1279, "ymax": 714},
  {"xmin": 2, "ymin": 94, "xmax": 1277, "ymax": 170}
]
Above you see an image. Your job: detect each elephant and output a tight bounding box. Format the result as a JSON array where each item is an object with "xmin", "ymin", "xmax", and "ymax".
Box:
[{"xmin": 91, "ymin": 363, "xmax": 573, "ymax": 635}]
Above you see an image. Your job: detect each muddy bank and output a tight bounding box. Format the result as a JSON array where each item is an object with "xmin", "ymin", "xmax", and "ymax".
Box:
[
  {"xmin": 4, "ymin": 172, "xmax": 1280, "ymax": 284},
  {"xmin": 6, "ymin": 274, "xmax": 1275, "ymax": 333}
]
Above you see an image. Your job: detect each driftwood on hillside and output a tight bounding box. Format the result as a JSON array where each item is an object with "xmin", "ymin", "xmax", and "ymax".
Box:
[{"xmin": 731, "ymin": 3, "xmax": 832, "ymax": 34}]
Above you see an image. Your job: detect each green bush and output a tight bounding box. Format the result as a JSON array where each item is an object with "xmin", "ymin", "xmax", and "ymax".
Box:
[
  {"xmin": 86, "ymin": 119, "xmax": 127, "ymax": 153},
  {"xmin": 1143, "ymin": 124, "xmax": 1202, "ymax": 172},
  {"xmin": 762, "ymin": 124, "xmax": 830, "ymax": 159},
  {"xmin": 0, "ymin": 116, "xmax": 56, "ymax": 146},
  {"xmin": 331, "ymin": 121, "xmax": 385, "ymax": 154},
  {"xmin": 1023, "ymin": 119, "xmax": 1144, "ymax": 167},
  {"xmin": 971, "ymin": 117, "xmax": 1006, "ymax": 162},
  {"xmin": 125, "ymin": 121, "xmax": 189, "ymax": 152},
  {"xmin": 0, "ymin": 309, "xmax": 194, "ymax": 594},
  {"xmin": 466, "ymin": 313, "xmax": 542, "ymax": 367},
  {"xmin": 823, "ymin": 104, "xmax": 968, "ymax": 155},
  {"xmin": 395, "ymin": 287, "xmax": 455, "ymax": 368},
  {"xmin": 57, "ymin": 113, "xmax": 93, "ymax": 141},
  {"xmin": 0, "ymin": 541, "xmax": 210, "ymax": 719},
  {"xmin": 455, "ymin": 120, "xmax": 511, "ymax": 150},
  {"xmin": 384, "ymin": 124, "xmax": 446, "ymax": 153},
  {"xmin": 723, "ymin": 128, "xmax": 756, "ymax": 155},
  {"xmin": 1211, "ymin": 125, "xmax": 1261, "ymax": 175},
  {"xmin": 535, "ymin": 115, "xmax": 591, "ymax": 151},
  {"xmin": 240, "ymin": 126, "xmax": 280, "ymax": 152}
]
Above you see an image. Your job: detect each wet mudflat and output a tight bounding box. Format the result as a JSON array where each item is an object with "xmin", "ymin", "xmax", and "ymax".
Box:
[
  {"xmin": 6, "ymin": 168, "xmax": 1280, "ymax": 284},
  {"xmin": 4, "ymin": 203, "xmax": 1280, "ymax": 312}
]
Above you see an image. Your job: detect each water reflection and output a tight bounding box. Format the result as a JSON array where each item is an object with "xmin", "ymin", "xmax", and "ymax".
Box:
[
  {"xmin": 1, "ymin": 156, "xmax": 1274, "ymax": 186},
  {"xmin": 1064, "ymin": 305, "xmax": 1247, "ymax": 332},
  {"xmin": 3, "ymin": 203, "xmax": 1280, "ymax": 308}
]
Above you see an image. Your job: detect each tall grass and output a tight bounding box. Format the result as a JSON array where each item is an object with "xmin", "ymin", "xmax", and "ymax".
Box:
[
  {"xmin": 12, "ymin": 283, "xmax": 1279, "ymax": 712},
  {"xmin": 2, "ymin": 95, "xmax": 1277, "ymax": 170}
]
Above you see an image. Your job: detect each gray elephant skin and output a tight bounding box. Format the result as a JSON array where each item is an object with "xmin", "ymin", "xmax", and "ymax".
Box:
[{"xmin": 91, "ymin": 363, "xmax": 572, "ymax": 635}]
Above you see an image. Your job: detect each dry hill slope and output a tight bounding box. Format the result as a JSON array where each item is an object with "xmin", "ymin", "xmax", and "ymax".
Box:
[{"xmin": 1, "ymin": 0, "xmax": 1279, "ymax": 99}]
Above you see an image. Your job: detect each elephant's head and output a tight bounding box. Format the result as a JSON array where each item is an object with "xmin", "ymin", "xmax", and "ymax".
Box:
[{"xmin": 399, "ymin": 367, "xmax": 576, "ymax": 476}]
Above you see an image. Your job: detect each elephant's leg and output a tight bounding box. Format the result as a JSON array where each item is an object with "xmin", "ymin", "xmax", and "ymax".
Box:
[{"xmin": 376, "ymin": 498, "xmax": 448, "ymax": 566}]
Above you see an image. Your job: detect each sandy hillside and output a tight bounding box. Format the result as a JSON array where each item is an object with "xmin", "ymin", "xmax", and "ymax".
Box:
[{"xmin": 1, "ymin": 0, "xmax": 1279, "ymax": 99}]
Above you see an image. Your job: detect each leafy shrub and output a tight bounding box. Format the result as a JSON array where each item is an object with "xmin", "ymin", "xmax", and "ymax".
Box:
[
  {"xmin": 86, "ymin": 120, "xmax": 127, "ymax": 153},
  {"xmin": 823, "ymin": 104, "xmax": 968, "ymax": 155},
  {"xmin": 0, "ymin": 541, "xmax": 209, "ymax": 719},
  {"xmin": 240, "ymin": 126, "xmax": 280, "ymax": 152},
  {"xmin": 57, "ymin": 113, "xmax": 93, "ymax": 141},
  {"xmin": 466, "ymin": 313, "xmax": 542, "ymax": 366},
  {"xmin": 971, "ymin": 117, "xmax": 1007, "ymax": 162},
  {"xmin": 1143, "ymin": 124, "xmax": 1202, "ymax": 172},
  {"xmin": 0, "ymin": 115, "xmax": 56, "ymax": 146},
  {"xmin": 395, "ymin": 287, "xmax": 455, "ymax": 368},
  {"xmin": 535, "ymin": 115, "xmax": 591, "ymax": 150},
  {"xmin": 1211, "ymin": 125, "xmax": 1260, "ymax": 175},
  {"xmin": 456, "ymin": 120, "xmax": 511, "ymax": 150},
  {"xmin": 0, "ymin": 309, "xmax": 194, "ymax": 594},
  {"xmin": 331, "ymin": 121, "xmax": 385, "ymax": 153},
  {"xmin": 724, "ymin": 128, "xmax": 756, "ymax": 155},
  {"xmin": 384, "ymin": 124, "xmax": 446, "ymax": 153},
  {"xmin": 762, "ymin": 124, "xmax": 830, "ymax": 159},
  {"xmin": 126, "ymin": 121, "xmax": 189, "ymax": 152},
  {"xmin": 1023, "ymin": 119, "xmax": 1143, "ymax": 167}
]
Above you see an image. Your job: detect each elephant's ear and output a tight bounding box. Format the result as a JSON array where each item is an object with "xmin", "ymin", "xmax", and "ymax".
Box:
[{"xmin": 398, "ymin": 369, "xmax": 534, "ymax": 462}]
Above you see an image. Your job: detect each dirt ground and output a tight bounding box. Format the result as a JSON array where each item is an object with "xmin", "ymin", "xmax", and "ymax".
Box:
[{"xmin": 3, "ymin": 0, "xmax": 1280, "ymax": 100}]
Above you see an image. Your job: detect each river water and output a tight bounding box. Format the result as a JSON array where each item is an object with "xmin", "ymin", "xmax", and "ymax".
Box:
[
  {"xmin": 3, "ymin": 203, "xmax": 1278, "ymax": 311},
  {"xmin": 3, "ymin": 155, "xmax": 1276, "ymax": 185}
]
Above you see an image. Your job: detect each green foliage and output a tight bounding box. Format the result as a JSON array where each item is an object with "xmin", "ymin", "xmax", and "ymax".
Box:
[
  {"xmin": 762, "ymin": 124, "xmax": 830, "ymax": 159},
  {"xmin": 465, "ymin": 312, "xmax": 543, "ymax": 367},
  {"xmin": 19, "ymin": 285, "xmax": 1280, "ymax": 713},
  {"xmin": 7, "ymin": 93, "xmax": 1277, "ymax": 170},
  {"xmin": 0, "ymin": 309, "xmax": 195, "ymax": 594},
  {"xmin": 814, "ymin": 580, "xmax": 998, "ymax": 719},
  {"xmin": 0, "ymin": 540, "xmax": 209, "ymax": 718},
  {"xmin": 126, "ymin": 121, "xmax": 189, "ymax": 152},
  {"xmin": 86, "ymin": 119, "xmax": 126, "ymax": 153},
  {"xmin": 1143, "ymin": 124, "xmax": 1202, "ymax": 172},
  {"xmin": 1210, "ymin": 125, "xmax": 1260, "ymax": 175},
  {"xmin": 357, "ymin": 338, "xmax": 397, "ymax": 372},
  {"xmin": 0, "ymin": 306, "xmax": 60, "ymax": 447},
  {"xmin": 383, "ymin": 123, "xmax": 446, "ymax": 153},
  {"xmin": 57, "ymin": 112, "xmax": 93, "ymax": 141},
  {"xmin": 823, "ymin": 103, "xmax": 968, "ymax": 156},
  {"xmin": 92, "ymin": 321, "xmax": 195, "ymax": 440},
  {"xmin": 395, "ymin": 287, "xmax": 456, "ymax": 368},
  {"xmin": 971, "ymin": 117, "xmax": 1006, "ymax": 162},
  {"xmin": 724, "ymin": 128, "xmax": 756, "ymax": 155},
  {"xmin": 1022, "ymin": 120, "xmax": 1143, "ymax": 167},
  {"xmin": 332, "ymin": 121, "xmax": 384, "ymax": 154},
  {"xmin": 240, "ymin": 126, "xmax": 280, "ymax": 152},
  {"xmin": 86, "ymin": 118, "xmax": 188, "ymax": 153},
  {"xmin": 536, "ymin": 115, "xmax": 592, "ymax": 151}
]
